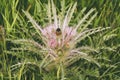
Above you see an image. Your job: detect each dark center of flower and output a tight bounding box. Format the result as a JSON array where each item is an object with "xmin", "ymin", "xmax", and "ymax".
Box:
[
  {"xmin": 56, "ymin": 28, "xmax": 62, "ymax": 36},
  {"xmin": 56, "ymin": 28, "xmax": 61, "ymax": 32}
]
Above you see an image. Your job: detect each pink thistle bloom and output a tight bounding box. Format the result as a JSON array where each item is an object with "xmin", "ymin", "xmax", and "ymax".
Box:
[
  {"xmin": 23, "ymin": 0, "xmax": 110, "ymax": 70},
  {"xmin": 41, "ymin": 24, "xmax": 76, "ymax": 49}
]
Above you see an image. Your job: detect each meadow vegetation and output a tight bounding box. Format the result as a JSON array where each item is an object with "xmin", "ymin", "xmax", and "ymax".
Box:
[{"xmin": 0, "ymin": 0, "xmax": 120, "ymax": 80}]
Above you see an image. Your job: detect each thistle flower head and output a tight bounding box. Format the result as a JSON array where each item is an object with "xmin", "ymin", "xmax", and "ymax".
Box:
[
  {"xmin": 41, "ymin": 24, "xmax": 76, "ymax": 49},
  {"xmin": 23, "ymin": 0, "xmax": 110, "ymax": 69}
]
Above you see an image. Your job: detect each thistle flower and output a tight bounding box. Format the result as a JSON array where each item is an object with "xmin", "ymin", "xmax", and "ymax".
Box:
[
  {"xmin": 41, "ymin": 24, "xmax": 76, "ymax": 49},
  {"xmin": 22, "ymin": 0, "xmax": 110, "ymax": 70}
]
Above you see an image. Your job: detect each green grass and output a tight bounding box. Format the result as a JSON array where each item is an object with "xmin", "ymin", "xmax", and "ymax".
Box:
[{"xmin": 0, "ymin": 0, "xmax": 120, "ymax": 80}]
